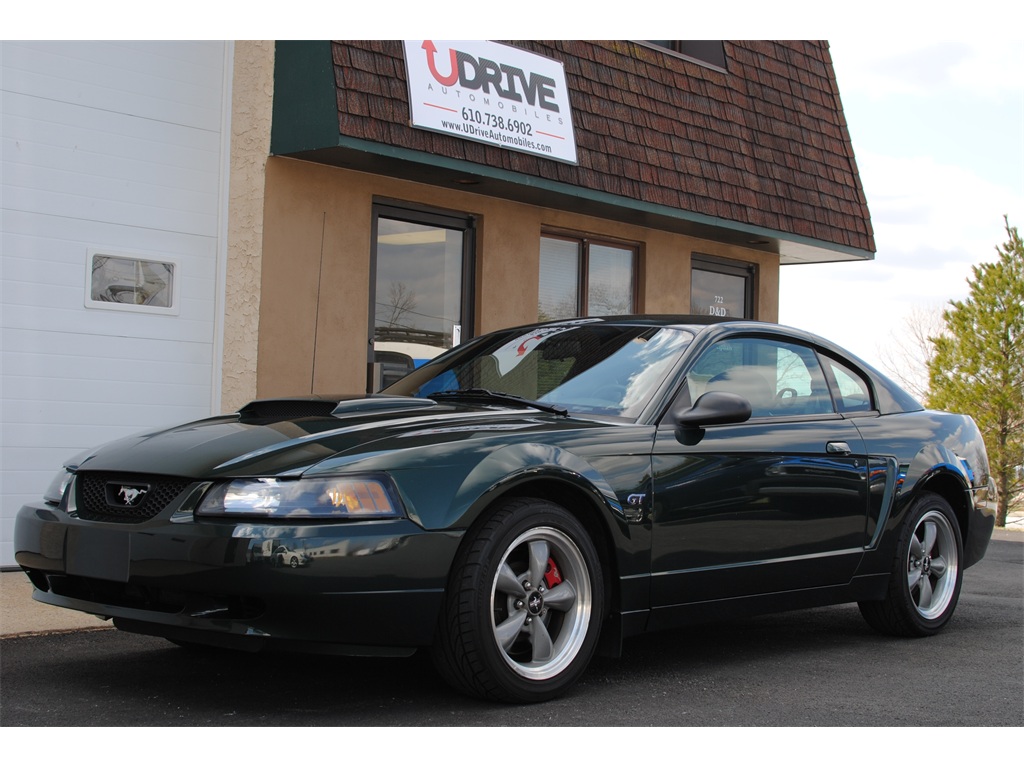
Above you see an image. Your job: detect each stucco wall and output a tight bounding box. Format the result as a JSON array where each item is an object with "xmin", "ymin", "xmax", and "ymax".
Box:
[
  {"xmin": 222, "ymin": 40, "xmax": 275, "ymax": 411},
  {"xmin": 257, "ymin": 156, "xmax": 780, "ymax": 398}
]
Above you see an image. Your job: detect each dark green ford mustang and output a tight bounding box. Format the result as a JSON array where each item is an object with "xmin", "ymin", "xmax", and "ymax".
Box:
[{"xmin": 15, "ymin": 317, "xmax": 997, "ymax": 702}]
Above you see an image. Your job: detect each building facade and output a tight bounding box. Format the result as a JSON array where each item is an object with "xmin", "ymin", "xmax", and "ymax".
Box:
[{"xmin": 0, "ymin": 40, "xmax": 873, "ymax": 565}]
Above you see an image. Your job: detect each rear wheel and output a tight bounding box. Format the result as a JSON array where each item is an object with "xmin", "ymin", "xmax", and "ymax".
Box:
[
  {"xmin": 433, "ymin": 498, "xmax": 604, "ymax": 703},
  {"xmin": 859, "ymin": 492, "xmax": 963, "ymax": 636}
]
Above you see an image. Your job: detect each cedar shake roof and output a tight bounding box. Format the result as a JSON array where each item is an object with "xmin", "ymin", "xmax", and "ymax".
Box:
[{"xmin": 277, "ymin": 41, "xmax": 874, "ymax": 261}]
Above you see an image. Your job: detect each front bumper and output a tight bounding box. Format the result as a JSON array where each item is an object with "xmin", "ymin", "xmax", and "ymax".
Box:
[{"xmin": 14, "ymin": 502, "xmax": 462, "ymax": 654}]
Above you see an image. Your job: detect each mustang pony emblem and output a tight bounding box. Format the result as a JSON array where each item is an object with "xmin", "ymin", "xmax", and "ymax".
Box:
[{"xmin": 118, "ymin": 486, "xmax": 147, "ymax": 506}]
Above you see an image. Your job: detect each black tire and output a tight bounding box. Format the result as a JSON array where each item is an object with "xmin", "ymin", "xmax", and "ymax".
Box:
[
  {"xmin": 289, "ymin": 556, "xmax": 299, "ymax": 568},
  {"xmin": 859, "ymin": 492, "xmax": 963, "ymax": 637},
  {"xmin": 432, "ymin": 497, "xmax": 605, "ymax": 703}
]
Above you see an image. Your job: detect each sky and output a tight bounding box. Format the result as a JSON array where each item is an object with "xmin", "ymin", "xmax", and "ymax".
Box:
[{"xmin": 778, "ymin": 36, "xmax": 1024, "ymax": 396}]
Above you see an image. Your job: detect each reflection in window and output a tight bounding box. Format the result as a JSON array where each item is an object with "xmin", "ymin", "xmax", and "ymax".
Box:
[
  {"xmin": 375, "ymin": 217, "xmax": 464, "ymax": 353},
  {"xmin": 392, "ymin": 324, "xmax": 693, "ymax": 420},
  {"xmin": 370, "ymin": 204, "xmax": 474, "ymax": 393}
]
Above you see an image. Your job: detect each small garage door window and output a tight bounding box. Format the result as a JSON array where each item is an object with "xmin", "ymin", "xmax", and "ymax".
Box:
[{"xmin": 85, "ymin": 250, "xmax": 178, "ymax": 315}]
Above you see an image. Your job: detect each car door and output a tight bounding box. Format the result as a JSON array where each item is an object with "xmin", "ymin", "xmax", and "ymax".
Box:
[{"xmin": 649, "ymin": 335, "xmax": 870, "ymax": 614}]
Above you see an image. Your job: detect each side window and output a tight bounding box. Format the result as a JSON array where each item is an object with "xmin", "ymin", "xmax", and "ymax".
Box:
[
  {"xmin": 824, "ymin": 356, "xmax": 874, "ymax": 413},
  {"xmin": 686, "ymin": 337, "xmax": 835, "ymax": 418}
]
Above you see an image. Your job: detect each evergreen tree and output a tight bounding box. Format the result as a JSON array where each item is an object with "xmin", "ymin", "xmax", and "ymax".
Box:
[{"xmin": 927, "ymin": 217, "xmax": 1024, "ymax": 527}]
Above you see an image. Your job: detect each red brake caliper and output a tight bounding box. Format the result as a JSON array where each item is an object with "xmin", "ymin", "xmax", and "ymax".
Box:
[{"xmin": 544, "ymin": 557, "xmax": 563, "ymax": 589}]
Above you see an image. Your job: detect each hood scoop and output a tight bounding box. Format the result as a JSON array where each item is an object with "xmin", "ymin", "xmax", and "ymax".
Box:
[
  {"xmin": 331, "ymin": 396, "xmax": 436, "ymax": 415},
  {"xmin": 236, "ymin": 395, "xmax": 436, "ymax": 424}
]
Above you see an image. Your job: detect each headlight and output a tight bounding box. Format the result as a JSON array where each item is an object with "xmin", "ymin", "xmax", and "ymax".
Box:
[
  {"xmin": 44, "ymin": 469, "xmax": 73, "ymax": 506},
  {"xmin": 195, "ymin": 475, "xmax": 404, "ymax": 520}
]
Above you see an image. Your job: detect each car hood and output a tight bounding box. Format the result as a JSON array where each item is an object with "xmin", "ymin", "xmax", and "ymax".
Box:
[{"xmin": 70, "ymin": 395, "xmax": 598, "ymax": 478}]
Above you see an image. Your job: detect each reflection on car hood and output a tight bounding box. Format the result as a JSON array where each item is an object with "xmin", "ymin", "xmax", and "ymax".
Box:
[{"xmin": 71, "ymin": 395, "xmax": 594, "ymax": 478}]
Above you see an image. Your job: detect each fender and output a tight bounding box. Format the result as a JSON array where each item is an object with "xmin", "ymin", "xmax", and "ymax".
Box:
[
  {"xmin": 444, "ymin": 441, "xmax": 655, "ymax": 644},
  {"xmin": 900, "ymin": 442, "xmax": 972, "ymax": 502},
  {"xmin": 451, "ymin": 442, "xmax": 625, "ymax": 530}
]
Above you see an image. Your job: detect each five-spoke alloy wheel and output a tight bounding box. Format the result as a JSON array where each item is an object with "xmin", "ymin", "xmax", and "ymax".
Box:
[
  {"xmin": 490, "ymin": 525, "xmax": 592, "ymax": 681},
  {"xmin": 433, "ymin": 497, "xmax": 604, "ymax": 703},
  {"xmin": 859, "ymin": 492, "xmax": 963, "ymax": 637}
]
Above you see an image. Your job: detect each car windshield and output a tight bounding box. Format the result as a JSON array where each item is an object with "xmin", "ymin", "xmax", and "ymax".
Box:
[{"xmin": 384, "ymin": 322, "xmax": 694, "ymax": 419}]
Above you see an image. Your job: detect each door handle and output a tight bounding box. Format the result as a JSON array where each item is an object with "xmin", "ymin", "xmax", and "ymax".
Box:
[{"xmin": 826, "ymin": 441, "xmax": 852, "ymax": 455}]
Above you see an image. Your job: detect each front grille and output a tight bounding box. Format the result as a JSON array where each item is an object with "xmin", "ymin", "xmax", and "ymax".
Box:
[{"xmin": 75, "ymin": 472, "xmax": 194, "ymax": 523}]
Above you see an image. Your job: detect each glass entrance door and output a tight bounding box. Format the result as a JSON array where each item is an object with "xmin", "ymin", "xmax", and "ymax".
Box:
[{"xmin": 370, "ymin": 204, "xmax": 474, "ymax": 391}]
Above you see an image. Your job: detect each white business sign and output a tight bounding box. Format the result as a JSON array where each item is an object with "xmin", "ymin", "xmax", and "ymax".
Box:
[{"xmin": 403, "ymin": 40, "xmax": 578, "ymax": 164}]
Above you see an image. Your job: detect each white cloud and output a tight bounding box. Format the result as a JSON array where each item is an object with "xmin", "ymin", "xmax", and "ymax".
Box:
[
  {"xmin": 857, "ymin": 151, "xmax": 1023, "ymax": 260},
  {"xmin": 832, "ymin": 39, "xmax": 1024, "ymax": 99}
]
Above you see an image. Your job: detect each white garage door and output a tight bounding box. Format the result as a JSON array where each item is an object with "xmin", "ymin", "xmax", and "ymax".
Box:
[{"xmin": 1, "ymin": 41, "xmax": 230, "ymax": 566}]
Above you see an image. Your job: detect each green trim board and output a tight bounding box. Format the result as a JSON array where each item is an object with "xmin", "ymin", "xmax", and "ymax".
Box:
[
  {"xmin": 282, "ymin": 137, "xmax": 875, "ymax": 265},
  {"xmin": 271, "ymin": 41, "xmax": 339, "ymax": 154}
]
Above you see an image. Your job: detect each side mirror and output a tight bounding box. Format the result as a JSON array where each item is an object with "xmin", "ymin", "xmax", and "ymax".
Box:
[{"xmin": 674, "ymin": 391, "xmax": 752, "ymax": 429}]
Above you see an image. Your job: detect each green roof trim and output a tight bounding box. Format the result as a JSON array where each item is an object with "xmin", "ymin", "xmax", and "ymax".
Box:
[
  {"xmin": 271, "ymin": 41, "xmax": 338, "ymax": 154},
  {"xmin": 316, "ymin": 135, "xmax": 875, "ymax": 262}
]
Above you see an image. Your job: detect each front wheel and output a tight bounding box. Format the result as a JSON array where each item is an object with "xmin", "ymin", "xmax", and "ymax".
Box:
[
  {"xmin": 433, "ymin": 498, "xmax": 605, "ymax": 703},
  {"xmin": 859, "ymin": 492, "xmax": 963, "ymax": 637}
]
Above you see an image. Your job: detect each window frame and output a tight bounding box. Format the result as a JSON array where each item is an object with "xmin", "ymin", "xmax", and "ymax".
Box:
[
  {"xmin": 637, "ymin": 41, "xmax": 729, "ymax": 73},
  {"xmin": 84, "ymin": 248, "xmax": 180, "ymax": 316},
  {"xmin": 675, "ymin": 334, "xmax": 841, "ymax": 422},
  {"xmin": 690, "ymin": 253, "xmax": 757, "ymax": 320},
  {"xmin": 539, "ymin": 232, "xmax": 638, "ymax": 320},
  {"xmin": 819, "ymin": 352, "xmax": 879, "ymax": 415},
  {"xmin": 369, "ymin": 199, "xmax": 477, "ymax": 392}
]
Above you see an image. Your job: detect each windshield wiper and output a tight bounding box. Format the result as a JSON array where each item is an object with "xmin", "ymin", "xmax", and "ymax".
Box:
[{"xmin": 431, "ymin": 388, "xmax": 569, "ymax": 417}]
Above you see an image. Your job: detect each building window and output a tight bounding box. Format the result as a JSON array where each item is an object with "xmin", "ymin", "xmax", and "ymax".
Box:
[
  {"xmin": 370, "ymin": 202, "xmax": 475, "ymax": 391},
  {"xmin": 690, "ymin": 254, "xmax": 755, "ymax": 319},
  {"xmin": 85, "ymin": 250, "xmax": 178, "ymax": 315},
  {"xmin": 642, "ymin": 41, "xmax": 728, "ymax": 72},
  {"xmin": 539, "ymin": 235, "xmax": 636, "ymax": 320}
]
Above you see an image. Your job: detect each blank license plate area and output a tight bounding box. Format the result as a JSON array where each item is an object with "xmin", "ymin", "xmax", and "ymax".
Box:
[{"xmin": 66, "ymin": 528, "xmax": 130, "ymax": 583}]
